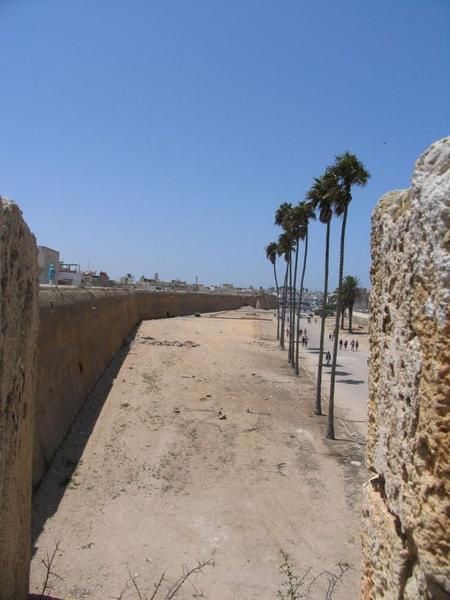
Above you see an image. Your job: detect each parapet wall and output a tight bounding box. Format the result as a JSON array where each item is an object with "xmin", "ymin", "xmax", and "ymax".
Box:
[
  {"xmin": 362, "ymin": 137, "xmax": 450, "ymax": 598},
  {"xmin": 34, "ymin": 288, "xmax": 271, "ymax": 486}
]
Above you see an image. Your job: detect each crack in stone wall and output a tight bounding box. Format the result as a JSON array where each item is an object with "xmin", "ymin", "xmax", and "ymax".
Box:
[{"xmin": 362, "ymin": 137, "xmax": 450, "ymax": 599}]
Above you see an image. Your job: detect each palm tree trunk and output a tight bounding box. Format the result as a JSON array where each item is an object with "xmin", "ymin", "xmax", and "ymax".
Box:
[
  {"xmin": 280, "ymin": 263, "xmax": 289, "ymax": 349},
  {"xmin": 341, "ymin": 308, "xmax": 345, "ymax": 329},
  {"xmin": 291, "ymin": 240, "xmax": 300, "ymax": 369},
  {"xmin": 348, "ymin": 303, "xmax": 353, "ymax": 333},
  {"xmin": 328, "ymin": 206, "xmax": 348, "ymax": 439},
  {"xmin": 273, "ymin": 263, "xmax": 280, "ymax": 340},
  {"xmin": 288, "ymin": 251, "xmax": 293, "ymax": 363},
  {"xmin": 315, "ymin": 220, "xmax": 330, "ymax": 415},
  {"xmin": 295, "ymin": 230, "xmax": 309, "ymax": 374}
]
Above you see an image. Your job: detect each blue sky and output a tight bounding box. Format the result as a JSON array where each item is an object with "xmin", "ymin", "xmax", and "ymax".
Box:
[{"xmin": 1, "ymin": 0, "xmax": 449, "ymax": 289}]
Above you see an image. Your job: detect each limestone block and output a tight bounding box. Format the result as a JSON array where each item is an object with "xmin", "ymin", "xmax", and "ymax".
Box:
[
  {"xmin": 364, "ymin": 137, "xmax": 450, "ymax": 597},
  {"xmin": 0, "ymin": 198, "xmax": 39, "ymax": 599}
]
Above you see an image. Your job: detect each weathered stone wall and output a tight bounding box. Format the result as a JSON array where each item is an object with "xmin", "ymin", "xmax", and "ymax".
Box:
[
  {"xmin": 33, "ymin": 288, "xmax": 273, "ymax": 486},
  {"xmin": 0, "ymin": 199, "xmax": 39, "ymax": 600},
  {"xmin": 362, "ymin": 137, "xmax": 450, "ymax": 598}
]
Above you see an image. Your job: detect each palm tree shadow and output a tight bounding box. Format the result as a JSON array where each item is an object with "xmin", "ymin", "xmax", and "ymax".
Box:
[
  {"xmin": 337, "ymin": 378, "xmax": 365, "ymax": 385},
  {"xmin": 31, "ymin": 327, "xmax": 138, "ymax": 557}
]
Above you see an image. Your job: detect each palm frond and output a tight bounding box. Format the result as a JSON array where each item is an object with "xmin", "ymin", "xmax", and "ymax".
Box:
[{"xmin": 265, "ymin": 242, "xmax": 278, "ymax": 265}]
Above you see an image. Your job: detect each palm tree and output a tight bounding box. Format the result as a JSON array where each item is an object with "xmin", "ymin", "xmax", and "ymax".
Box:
[
  {"xmin": 327, "ymin": 152, "xmax": 370, "ymax": 439},
  {"xmin": 340, "ymin": 275, "xmax": 363, "ymax": 333},
  {"xmin": 281, "ymin": 205, "xmax": 302, "ymax": 367},
  {"xmin": 265, "ymin": 242, "xmax": 280, "ymax": 339},
  {"xmin": 275, "ymin": 202, "xmax": 293, "ymax": 228},
  {"xmin": 274, "ymin": 203, "xmax": 293, "ymax": 352},
  {"xmin": 307, "ymin": 172, "xmax": 337, "ymax": 414},
  {"xmin": 293, "ymin": 202, "xmax": 316, "ymax": 375},
  {"xmin": 288, "ymin": 205, "xmax": 305, "ymax": 370},
  {"xmin": 277, "ymin": 231, "xmax": 295, "ymax": 351}
]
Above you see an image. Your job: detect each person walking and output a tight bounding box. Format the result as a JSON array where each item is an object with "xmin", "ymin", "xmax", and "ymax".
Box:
[
  {"xmin": 355, "ymin": 339, "xmax": 359, "ymax": 351},
  {"xmin": 344, "ymin": 339, "xmax": 348, "ymax": 351},
  {"xmin": 339, "ymin": 338, "xmax": 343, "ymax": 350},
  {"xmin": 351, "ymin": 339, "xmax": 355, "ymax": 351},
  {"xmin": 48, "ymin": 263, "xmax": 56, "ymax": 285},
  {"xmin": 325, "ymin": 351, "xmax": 331, "ymax": 366}
]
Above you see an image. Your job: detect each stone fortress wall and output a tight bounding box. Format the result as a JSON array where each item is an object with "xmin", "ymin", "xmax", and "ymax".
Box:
[
  {"xmin": 0, "ymin": 194, "xmax": 274, "ymax": 598},
  {"xmin": 0, "ymin": 200, "xmax": 39, "ymax": 600},
  {"xmin": 362, "ymin": 136, "xmax": 450, "ymax": 598},
  {"xmin": 34, "ymin": 288, "xmax": 270, "ymax": 487}
]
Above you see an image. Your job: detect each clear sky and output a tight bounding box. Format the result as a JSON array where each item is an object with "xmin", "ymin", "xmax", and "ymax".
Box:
[{"xmin": 1, "ymin": 1, "xmax": 449, "ymax": 289}]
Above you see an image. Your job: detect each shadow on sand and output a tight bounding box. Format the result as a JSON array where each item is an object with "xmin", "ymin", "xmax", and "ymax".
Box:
[{"xmin": 31, "ymin": 328, "xmax": 138, "ymax": 558}]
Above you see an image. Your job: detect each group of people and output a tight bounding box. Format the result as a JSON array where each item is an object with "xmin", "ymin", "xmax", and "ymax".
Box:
[
  {"xmin": 339, "ymin": 338, "xmax": 359, "ymax": 351},
  {"xmin": 282, "ymin": 317, "xmax": 361, "ymax": 356},
  {"xmin": 324, "ymin": 339, "xmax": 359, "ymax": 366},
  {"xmin": 285, "ymin": 326, "xmax": 309, "ymax": 347},
  {"xmin": 327, "ymin": 332, "xmax": 360, "ymax": 351}
]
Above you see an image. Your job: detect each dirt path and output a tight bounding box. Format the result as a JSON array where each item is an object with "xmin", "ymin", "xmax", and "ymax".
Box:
[{"xmin": 30, "ymin": 309, "xmax": 365, "ymax": 599}]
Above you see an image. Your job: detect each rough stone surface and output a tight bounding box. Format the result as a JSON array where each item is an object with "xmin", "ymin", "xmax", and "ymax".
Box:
[
  {"xmin": 0, "ymin": 198, "xmax": 39, "ymax": 599},
  {"xmin": 363, "ymin": 137, "xmax": 450, "ymax": 598}
]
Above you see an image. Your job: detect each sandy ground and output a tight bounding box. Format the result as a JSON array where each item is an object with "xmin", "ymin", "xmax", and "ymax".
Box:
[{"xmin": 30, "ymin": 309, "xmax": 366, "ymax": 600}]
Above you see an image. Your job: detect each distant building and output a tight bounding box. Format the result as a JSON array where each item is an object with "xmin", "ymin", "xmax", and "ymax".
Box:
[
  {"xmin": 171, "ymin": 279, "xmax": 189, "ymax": 291},
  {"xmin": 82, "ymin": 270, "xmax": 112, "ymax": 287},
  {"xmin": 57, "ymin": 263, "xmax": 82, "ymax": 286},
  {"xmin": 136, "ymin": 275, "xmax": 171, "ymax": 291},
  {"xmin": 37, "ymin": 246, "xmax": 60, "ymax": 284},
  {"xmin": 354, "ymin": 288, "xmax": 370, "ymax": 311}
]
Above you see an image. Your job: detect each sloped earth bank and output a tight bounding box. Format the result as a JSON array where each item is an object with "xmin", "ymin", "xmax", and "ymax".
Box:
[{"xmin": 30, "ymin": 309, "xmax": 365, "ymax": 599}]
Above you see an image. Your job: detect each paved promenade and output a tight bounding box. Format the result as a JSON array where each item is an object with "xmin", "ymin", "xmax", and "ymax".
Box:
[{"xmin": 296, "ymin": 316, "xmax": 369, "ymax": 443}]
